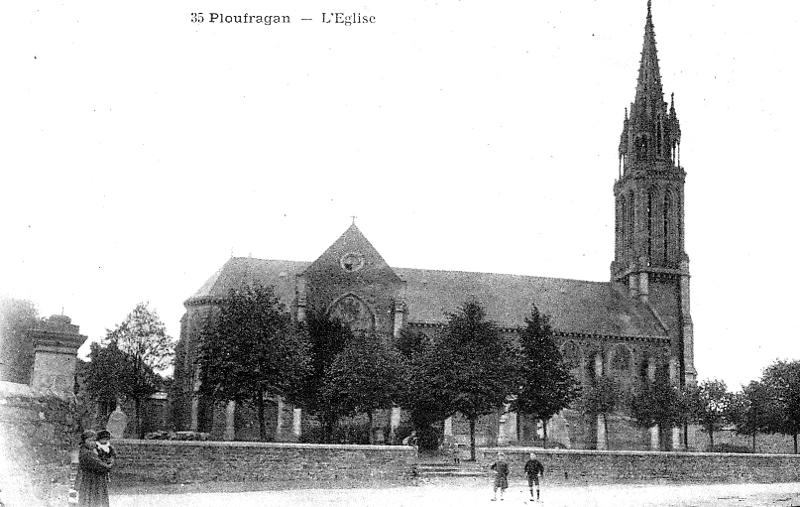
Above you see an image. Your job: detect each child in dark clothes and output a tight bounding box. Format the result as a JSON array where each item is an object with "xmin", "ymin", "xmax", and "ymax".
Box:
[
  {"xmin": 524, "ymin": 452, "xmax": 545, "ymax": 502},
  {"xmin": 490, "ymin": 452, "xmax": 509, "ymax": 501}
]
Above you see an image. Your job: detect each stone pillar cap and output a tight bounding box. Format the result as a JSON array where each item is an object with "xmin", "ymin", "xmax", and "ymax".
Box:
[{"xmin": 30, "ymin": 315, "xmax": 86, "ymax": 351}]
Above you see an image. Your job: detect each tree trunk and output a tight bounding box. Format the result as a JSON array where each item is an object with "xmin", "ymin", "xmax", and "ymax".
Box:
[
  {"xmin": 709, "ymin": 426, "xmax": 714, "ymax": 450},
  {"xmin": 469, "ymin": 417, "xmax": 476, "ymax": 461},
  {"xmin": 543, "ymin": 419, "xmax": 548, "ymax": 449},
  {"xmin": 683, "ymin": 423, "xmax": 689, "ymax": 451},
  {"xmin": 752, "ymin": 431, "xmax": 756, "ymax": 453},
  {"xmin": 323, "ymin": 413, "xmax": 335, "ymax": 443},
  {"xmin": 257, "ymin": 391, "xmax": 266, "ymax": 441},
  {"xmin": 794, "ymin": 434, "xmax": 797, "ymax": 454},
  {"xmin": 135, "ymin": 397, "xmax": 143, "ymax": 438},
  {"xmin": 516, "ymin": 411, "xmax": 522, "ymax": 443},
  {"xmin": 368, "ymin": 411, "xmax": 374, "ymax": 445}
]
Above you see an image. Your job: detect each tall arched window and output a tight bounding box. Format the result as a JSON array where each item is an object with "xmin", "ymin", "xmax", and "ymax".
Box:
[
  {"xmin": 636, "ymin": 135, "xmax": 648, "ymax": 161},
  {"xmin": 677, "ymin": 194, "xmax": 683, "ymax": 258},
  {"xmin": 656, "ymin": 120, "xmax": 663, "ymax": 158},
  {"xmin": 627, "ymin": 191, "xmax": 635, "ymax": 252},
  {"xmin": 610, "ymin": 345, "xmax": 633, "ymax": 391},
  {"xmin": 610, "ymin": 345, "xmax": 632, "ymax": 372},
  {"xmin": 561, "ymin": 341, "xmax": 582, "ymax": 370},
  {"xmin": 329, "ymin": 293, "xmax": 375, "ymax": 335},
  {"xmin": 647, "ymin": 191, "xmax": 654, "ymax": 265},
  {"xmin": 619, "ymin": 196, "xmax": 627, "ymax": 259},
  {"xmin": 664, "ymin": 192, "xmax": 673, "ymax": 264}
]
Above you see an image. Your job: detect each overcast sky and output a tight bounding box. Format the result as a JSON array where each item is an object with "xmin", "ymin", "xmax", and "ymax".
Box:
[{"xmin": 2, "ymin": 0, "xmax": 799, "ymax": 391}]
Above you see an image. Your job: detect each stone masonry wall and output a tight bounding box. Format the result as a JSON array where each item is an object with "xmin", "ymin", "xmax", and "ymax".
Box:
[
  {"xmin": 0, "ymin": 381, "xmax": 82, "ymax": 507},
  {"xmin": 694, "ymin": 428, "xmax": 798, "ymax": 454},
  {"xmin": 479, "ymin": 447, "xmax": 800, "ymax": 484},
  {"xmin": 113, "ymin": 440, "xmax": 417, "ymax": 486}
]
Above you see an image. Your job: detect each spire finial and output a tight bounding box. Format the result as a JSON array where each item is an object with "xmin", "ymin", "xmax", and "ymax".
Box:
[{"xmin": 350, "ymin": 215, "xmax": 357, "ymax": 225}]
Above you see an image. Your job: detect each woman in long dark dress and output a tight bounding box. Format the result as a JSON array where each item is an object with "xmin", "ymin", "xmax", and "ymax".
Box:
[{"xmin": 77, "ymin": 430, "xmax": 112, "ymax": 507}]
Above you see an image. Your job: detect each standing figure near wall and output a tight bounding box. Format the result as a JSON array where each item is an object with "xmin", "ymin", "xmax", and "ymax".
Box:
[{"xmin": 77, "ymin": 430, "xmax": 112, "ymax": 507}]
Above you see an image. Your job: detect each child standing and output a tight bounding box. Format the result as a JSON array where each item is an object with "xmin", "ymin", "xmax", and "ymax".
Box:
[
  {"xmin": 524, "ymin": 452, "xmax": 544, "ymax": 502},
  {"xmin": 490, "ymin": 452, "xmax": 509, "ymax": 501},
  {"xmin": 94, "ymin": 430, "xmax": 116, "ymax": 483}
]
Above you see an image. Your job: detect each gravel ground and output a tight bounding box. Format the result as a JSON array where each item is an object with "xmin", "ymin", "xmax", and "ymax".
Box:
[{"xmin": 111, "ymin": 481, "xmax": 800, "ymax": 507}]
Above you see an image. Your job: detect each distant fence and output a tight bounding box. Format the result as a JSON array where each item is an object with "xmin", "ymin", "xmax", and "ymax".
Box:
[{"xmin": 479, "ymin": 447, "xmax": 800, "ymax": 484}]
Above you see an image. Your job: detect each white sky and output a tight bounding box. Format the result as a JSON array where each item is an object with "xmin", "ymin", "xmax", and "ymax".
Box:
[{"xmin": 2, "ymin": 1, "xmax": 798, "ymax": 391}]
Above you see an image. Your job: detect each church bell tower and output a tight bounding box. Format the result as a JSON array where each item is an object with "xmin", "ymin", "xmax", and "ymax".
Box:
[{"xmin": 611, "ymin": 1, "xmax": 696, "ymax": 384}]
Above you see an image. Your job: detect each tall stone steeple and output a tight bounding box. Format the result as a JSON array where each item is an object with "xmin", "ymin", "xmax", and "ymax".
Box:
[
  {"xmin": 618, "ymin": 0, "xmax": 682, "ymax": 173},
  {"xmin": 612, "ymin": 1, "xmax": 695, "ymax": 385}
]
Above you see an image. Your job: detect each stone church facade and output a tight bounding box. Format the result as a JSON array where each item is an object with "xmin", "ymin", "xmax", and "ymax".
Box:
[{"xmin": 172, "ymin": 1, "xmax": 696, "ymax": 450}]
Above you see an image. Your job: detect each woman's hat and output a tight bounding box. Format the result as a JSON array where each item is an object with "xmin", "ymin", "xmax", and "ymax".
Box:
[{"xmin": 96, "ymin": 429, "xmax": 111, "ymax": 440}]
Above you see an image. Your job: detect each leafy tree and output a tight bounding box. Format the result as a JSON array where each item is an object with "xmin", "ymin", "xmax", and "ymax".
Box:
[
  {"xmin": 401, "ymin": 334, "xmax": 463, "ymax": 449},
  {"xmin": 511, "ymin": 305, "xmax": 579, "ymax": 447},
  {"xmin": 294, "ymin": 312, "xmax": 353, "ymax": 442},
  {"xmin": 396, "ymin": 328, "xmax": 428, "ymax": 360},
  {"xmin": 628, "ymin": 376, "xmax": 691, "ymax": 450},
  {"xmin": 728, "ymin": 381, "xmax": 775, "ymax": 453},
  {"xmin": 100, "ymin": 302, "xmax": 174, "ymax": 437},
  {"xmin": 198, "ymin": 284, "xmax": 310, "ymax": 440},
  {"xmin": 321, "ymin": 334, "xmax": 408, "ymax": 443},
  {"xmin": 82, "ymin": 341, "xmax": 130, "ymax": 408},
  {"xmin": 82, "ymin": 340, "xmax": 161, "ymax": 436},
  {"xmin": 688, "ymin": 379, "xmax": 733, "ymax": 449},
  {"xmin": 440, "ymin": 300, "xmax": 521, "ymax": 460},
  {"xmin": 761, "ymin": 360, "xmax": 800, "ymax": 453},
  {"xmin": 0, "ymin": 297, "xmax": 42, "ymax": 383},
  {"xmin": 579, "ymin": 376, "xmax": 620, "ymax": 449},
  {"xmin": 106, "ymin": 302, "xmax": 175, "ymax": 372}
]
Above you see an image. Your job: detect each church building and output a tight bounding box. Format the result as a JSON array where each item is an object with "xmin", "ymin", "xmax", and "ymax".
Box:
[{"xmin": 173, "ymin": 1, "xmax": 696, "ymax": 450}]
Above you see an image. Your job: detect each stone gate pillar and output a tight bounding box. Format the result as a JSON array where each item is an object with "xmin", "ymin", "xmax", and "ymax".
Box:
[{"xmin": 29, "ymin": 315, "xmax": 86, "ymax": 394}]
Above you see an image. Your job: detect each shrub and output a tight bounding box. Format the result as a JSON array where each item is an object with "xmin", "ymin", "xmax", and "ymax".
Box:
[
  {"xmin": 332, "ymin": 419, "xmax": 371, "ymax": 444},
  {"xmin": 707, "ymin": 443, "xmax": 752, "ymax": 453},
  {"xmin": 393, "ymin": 422, "xmax": 415, "ymax": 445}
]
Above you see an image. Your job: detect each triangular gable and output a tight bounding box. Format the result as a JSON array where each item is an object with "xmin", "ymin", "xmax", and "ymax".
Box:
[{"xmin": 301, "ymin": 224, "xmax": 402, "ymax": 286}]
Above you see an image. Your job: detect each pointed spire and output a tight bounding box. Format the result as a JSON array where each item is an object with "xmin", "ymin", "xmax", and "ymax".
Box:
[
  {"xmin": 619, "ymin": 108, "xmax": 629, "ymax": 156},
  {"xmin": 618, "ymin": 0, "xmax": 676, "ymax": 167},
  {"xmin": 669, "ymin": 92, "xmax": 681, "ymax": 142},
  {"xmin": 634, "ymin": 0, "xmax": 663, "ymax": 114}
]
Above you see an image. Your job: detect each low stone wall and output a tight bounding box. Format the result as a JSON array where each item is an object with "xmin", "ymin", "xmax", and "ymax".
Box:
[
  {"xmin": 694, "ymin": 428, "xmax": 797, "ymax": 454},
  {"xmin": 479, "ymin": 447, "xmax": 800, "ymax": 484},
  {"xmin": 113, "ymin": 439, "xmax": 417, "ymax": 486}
]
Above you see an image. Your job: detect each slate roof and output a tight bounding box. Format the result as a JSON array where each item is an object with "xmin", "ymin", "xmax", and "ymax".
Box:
[
  {"xmin": 187, "ymin": 257, "xmax": 666, "ymax": 339},
  {"xmin": 187, "ymin": 257, "xmax": 309, "ymax": 307},
  {"xmin": 394, "ymin": 268, "xmax": 665, "ymax": 337}
]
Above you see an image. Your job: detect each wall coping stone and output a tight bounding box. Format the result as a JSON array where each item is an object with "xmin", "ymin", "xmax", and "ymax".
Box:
[
  {"xmin": 117, "ymin": 439, "xmax": 416, "ymax": 452},
  {"xmin": 482, "ymin": 446, "xmax": 800, "ymax": 459}
]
